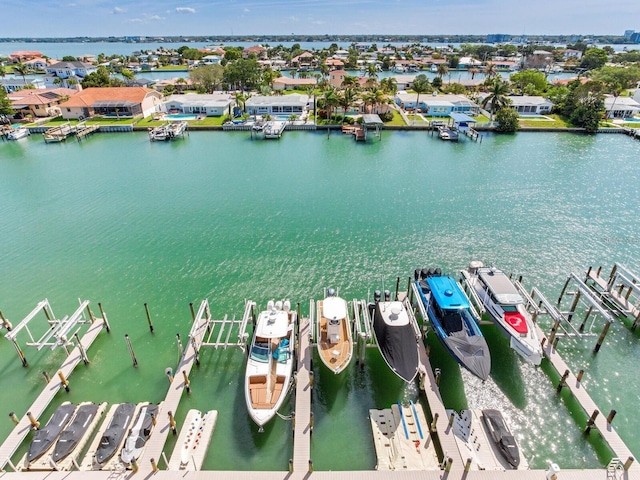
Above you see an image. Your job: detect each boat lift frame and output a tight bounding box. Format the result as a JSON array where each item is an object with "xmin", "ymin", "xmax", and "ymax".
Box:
[
  {"xmin": 197, "ymin": 299, "xmax": 256, "ymax": 352},
  {"xmin": 4, "ymin": 299, "xmax": 95, "ymax": 366},
  {"xmin": 584, "ymin": 263, "xmax": 640, "ymax": 329}
]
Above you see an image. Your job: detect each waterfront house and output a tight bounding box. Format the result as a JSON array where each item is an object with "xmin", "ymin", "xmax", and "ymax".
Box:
[
  {"xmin": 9, "ymin": 50, "xmax": 43, "ymax": 62},
  {"xmin": 329, "ymin": 69, "xmax": 348, "ymax": 88},
  {"xmin": 273, "ymin": 77, "xmax": 317, "ymax": 91},
  {"xmin": 245, "ymin": 94, "xmax": 310, "ymax": 116},
  {"xmin": 0, "ymin": 77, "xmax": 46, "ymax": 92},
  {"xmin": 24, "ymin": 57, "xmax": 56, "ymax": 71},
  {"xmin": 44, "ymin": 61, "xmax": 97, "ymax": 88},
  {"xmin": 162, "ymin": 93, "xmax": 234, "ymax": 117},
  {"xmin": 604, "ymin": 96, "xmax": 640, "ymax": 119},
  {"xmin": 395, "ymin": 92, "xmax": 479, "ymax": 116},
  {"xmin": 506, "ymin": 95, "xmax": 553, "ymax": 115},
  {"xmin": 202, "ymin": 55, "xmax": 222, "ymax": 65},
  {"xmin": 242, "ymin": 45, "xmax": 268, "ymax": 60},
  {"xmin": 8, "ymin": 88, "xmax": 78, "ymax": 118},
  {"xmin": 325, "ymin": 58, "xmax": 344, "ymax": 70},
  {"xmin": 58, "ymin": 87, "xmax": 162, "ymax": 119},
  {"xmin": 458, "ymin": 56, "xmax": 483, "ymax": 69},
  {"xmin": 290, "ymin": 52, "xmax": 316, "ymax": 69},
  {"xmin": 392, "ymin": 75, "xmax": 417, "ymax": 90}
]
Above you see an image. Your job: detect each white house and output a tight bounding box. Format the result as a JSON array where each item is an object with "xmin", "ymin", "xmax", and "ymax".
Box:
[
  {"xmin": 245, "ymin": 94, "xmax": 310, "ymax": 116},
  {"xmin": 44, "ymin": 61, "xmax": 97, "ymax": 88},
  {"xmin": 202, "ymin": 55, "xmax": 222, "ymax": 65},
  {"xmin": 604, "ymin": 96, "xmax": 640, "ymax": 119},
  {"xmin": 162, "ymin": 93, "xmax": 234, "ymax": 117},
  {"xmin": 395, "ymin": 93, "xmax": 479, "ymax": 117},
  {"xmin": 0, "ymin": 77, "xmax": 46, "ymax": 92},
  {"xmin": 507, "ymin": 96, "xmax": 553, "ymax": 115}
]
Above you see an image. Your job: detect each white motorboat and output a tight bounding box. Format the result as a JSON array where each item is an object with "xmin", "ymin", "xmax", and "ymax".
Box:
[
  {"xmin": 7, "ymin": 127, "xmax": 30, "ymax": 140},
  {"xmin": 461, "ymin": 262, "xmax": 543, "ymax": 365},
  {"xmin": 245, "ymin": 300, "xmax": 296, "ymax": 431},
  {"xmin": 316, "ymin": 288, "xmax": 353, "ymax": 374}
]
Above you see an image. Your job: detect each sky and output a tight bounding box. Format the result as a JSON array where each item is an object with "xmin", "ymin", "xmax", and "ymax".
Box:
[{"xmin": 0, "ymin": 0, "xmax": 638, "ymax": 38}]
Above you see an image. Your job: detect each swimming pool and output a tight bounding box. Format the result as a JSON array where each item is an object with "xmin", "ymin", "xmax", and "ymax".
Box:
[
  {"xmin": 165, "ymin": 113, "xmax": 198, "ymax": 120},
  {"xmin": 519, "ymin": 114, "xmax": 553, "ymax": 120},
  {"xmin": 623, "ymin": 117, "xmax": 640, "ymax": 122}
]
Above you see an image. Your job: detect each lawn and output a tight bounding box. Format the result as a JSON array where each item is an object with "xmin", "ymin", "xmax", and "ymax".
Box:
[
  {"xmin": 385, "ymin": 111, "xmax": 407, "ymax": 126},
  {"xmin": 518, "ymin": 114, "xmax": 571, "ymax": 128},
  {"xmin": 146, "ymin": 65, "xmax": 189, "ymax": 72},
  {"xmin": 135, "ymin": 116, "xmax": 226, "ymax": 127}
]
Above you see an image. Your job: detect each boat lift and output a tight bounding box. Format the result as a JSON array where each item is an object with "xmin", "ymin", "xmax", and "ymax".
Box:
[
  {"xmin": 4, "ymin": 299, "xmax": 95, "ymax": 366},
  {"xmin": 197, "ymin": 299, "xmax": 256, "ymax": 352},
  {"xmin": 584, "ymin": 263, "xmax": 640, "ymax": 329}
]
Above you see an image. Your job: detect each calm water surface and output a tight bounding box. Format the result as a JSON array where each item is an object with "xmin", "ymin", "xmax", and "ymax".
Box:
[{"xmin": 0, "ymin": 130, "xmax": 639, "ymax": 470}]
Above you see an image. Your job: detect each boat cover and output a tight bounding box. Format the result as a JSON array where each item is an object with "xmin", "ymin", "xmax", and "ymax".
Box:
[
  {"xmin": 482, "ymin": 409, "xmax": 520, "ymax": 468},
  {"xmin": 95, "ymin": 403, "xmax": 135, "ymax": 465},
  {"xmin": 52, "ymin": 403, "xmax": 99, "ymax": 462},
  {"xmin": 443, "ymin": 334, "xmax": 491, "ymax": 381},
  {"xmin": 504, "ymin": 312, "xmax": 528, "ymax": 334},
  {"xmin": 27, "ymin": 403, "xmax": 76, "ymax": 463},
  {"xmin": 372, "ymin": 303, "xmax": 419, "ymax": 383}
]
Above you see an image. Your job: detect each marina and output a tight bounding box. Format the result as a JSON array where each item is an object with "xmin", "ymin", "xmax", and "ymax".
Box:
[{"xmin": 1, "ymin": 131, "xmax": 640, "ymax": 476}]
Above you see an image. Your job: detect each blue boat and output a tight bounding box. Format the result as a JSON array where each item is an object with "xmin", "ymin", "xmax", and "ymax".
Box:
[{"xmin": 413, "ymin": 268, "xmax": 491, "ymax": 380}]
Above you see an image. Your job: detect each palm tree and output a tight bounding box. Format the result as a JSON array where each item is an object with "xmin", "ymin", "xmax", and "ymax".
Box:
[
  {"xmin": 14, "ymin": 61, "xmax": 29, "ymax": 88},
  {"xmin": 176, "ymin": 77, "xmax": 187, "ymax": 93},
  {"xmin": 436, "ymin": 64, "xmax": 449, "ymax": 79},
  {"xmin": 481, "ymin": 78, "xmax": 511, "ymax": 123},
  {"xmin": 380, "ymin": 77, "xmax": 398, "ymax": 96},
  {"xmin": 483, "ymin": 63, "xmax": 498, "ymax": 80},
  {"xmin": 322, "ymin": 87, "xmax": 340, "ymax": 136},
  {"xmin": 365, "ymin": 63, "xmax": 378, "ymax": 80},
  {"xmin": 411, "ymin": 74, "xmax": 431, "ymax": 125},
  {"xmin": 338, "ymin": 87, "xmax": 356, "ymax": 123},
  {"xmin": 469, "ymin": 67, "xmax": 479, "ymax": 80}
]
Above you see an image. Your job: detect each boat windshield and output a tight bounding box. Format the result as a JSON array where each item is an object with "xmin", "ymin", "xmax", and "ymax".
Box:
[
  {"xmin": 501, "ymin": 305, "xmax": 518, "ymax": 312},
  {"xmin": 250, "ymin": 344, "xmax": 270, "ymax": 362}
]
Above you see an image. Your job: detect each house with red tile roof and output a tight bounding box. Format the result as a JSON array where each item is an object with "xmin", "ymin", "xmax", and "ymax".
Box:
[
  {"xmin": 325, "ymin": 58, "xmax": 344, "ymax": 70},
  {"xmin": 58, "ymin": 87, "xmax": 162, "ymax": 120},
  {"xmin": 8, "ymin": 88, "xmax": 78, "ymax": 118},
  {"xmin": 9, "ymin": 51, "xmax": 43, "ymax": 62},
  {"xmin": 242, "ymin": 45, "xmax": 268, "ymax": 59},
  {"xmin": 329, "ymin": 69, "xmax": 348, "ymax": 88}
]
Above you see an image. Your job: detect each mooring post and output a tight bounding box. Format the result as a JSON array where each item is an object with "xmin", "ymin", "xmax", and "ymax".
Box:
[
  {"xmin": 131, "ymin": 459, "xmax": 138, "ymax": 473},
  {"xmin": 74, "ymin": 333, "xmax": 89, "ymax": 365},
  {"xmin": 0, "ymin": 309, "xmax": 12, "ymax": 331},
  {"xmin": 176, "ymin": 333, "xmax": 184, "ymax": 359},
  {"xmin": 548, "ymin": 319, "xmax": 560, "ymax": 348},
  {"xmin": 557, "ymin": 369, "xmax": 570, "ymax": 393},
  {"xmin": 556, "ymin": 276, "xmax": 572, "ymax": 306},
  {"xmin": 27, "ymin": 411, "xmax": 40, "ymax": 430},
  {"xmin": 144, "ymin": 303, "xmax": 154, "ymax": 333},
  {"xmin": 189, "ymin": 302, "xmax": 195, "ymax": 321},
  {"xmin": 435, "ymin": 368, "xmax": 441, "ymax": 386},
  {"xmin": 633, "ymin": 311, "xmax": 640, "ymax": 331},
  {"xmin": 182, "ymin": 370, "xmax": 191, "ymax": 394},
  {"xmin": 308, "ymin": 459, "xmax": 313, "ymax": 473},
  {"xmin": 58, "ymin": 371, "xmax": 70, "ymax": 392},
  {"xmin": 607, "ymin": 264, "xmax": 618, "ymax": 291},
  {"xmin": 9, "ymin": 412, "xmax": 19, "ymax": 425},
  {"xmin": 449, "ymin": 412, "xmax": 455, "ymax": 427},
  {"xmin": 191, "ymin": 335, "xmax": 200, "ymax": 366},
  {"xmin": 593, "ymin": 321, "xmax": 611, "ymax": 353},
  {"xmin": 566, "ymin": 291, "xmax": 581, "ymax": 322},
  {"xmin": 579, "ymin": 306, "xmax": 593, "ymax": 332},
  {"xmin": 11, "ymin": 338, "xmax": 28, "ymax": 367},
  {"xmin": 358, "ymin": 332, "xmax": 366, "ymax": 366},
  {"xmin": 310, "ymin": 411, "xmax": 314, "ymax": 433},
  {"xmin": 42, "ymin": 371, "xmax": 51, "ymax": 383},
  {"xmin": 125, "ymin": 334, "xmax": 138, "ymax": 367},
  {"xmin": 85, "ymin": 303, "xmax": 95, "ymax": 323},
  {"xmin": 150, "ymin": 458, "xmax": 159, "ymax": 472},
  {"xmin": 430, "ymin": 413, "xmax": 439, "ymax": 433},
  {"xmin": 394, "ymin": 276, "xmax": 400, "ymax": 301},
  {"xmin": 624, "ymin": 456, "xmax": 635, "ymax": 471},
  {"xmin": 464, "ymin": 457, "xmax": 472, "ymax": 472},
  {"xmin": 288, "ymin": 459, "xmax": 293, "ymax": 473},
  {"xmin": 607, "ymin": 409, "xmax": 617, "ymax": 424},
  {"xmin": 168, "ymin": 410, "xmax": 177, "ymax": 435},
  {"xmin": 552, "ymin": 336, "xmax": 560, "ymax": 350},
  {"xmin": 97, "ymin": 303, "xmax": 110, "ymax": 333},
  {"xmin": 576, "ymin": 369, "xmax": 584, "ymax": 383},
  {"xmin": 444, "ymin": 457, "xmax": 453, "ymax": 472},
  {"xmin": 584, "ymin": 409, "xmax": 599, "ymax": 434}
]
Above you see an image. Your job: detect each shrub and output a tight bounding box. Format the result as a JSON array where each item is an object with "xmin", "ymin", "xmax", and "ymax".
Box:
[{"xmin": 495, "ymin": 107, "xmax": 520, "ymax": 133}]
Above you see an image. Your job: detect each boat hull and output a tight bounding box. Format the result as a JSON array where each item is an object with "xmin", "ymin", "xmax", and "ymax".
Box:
[
  {"xmin": 481, "ymin": 409, "xmax": 520, "ymax": 468},
  {"xmin": 120, "ymin": 403, "xmax": 159, "ymax": 464}
]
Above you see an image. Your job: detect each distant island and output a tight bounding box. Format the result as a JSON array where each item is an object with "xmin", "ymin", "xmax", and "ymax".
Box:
[{"xmin": 0, "ymin": 34, "xmax": 638, "ymax": 45}]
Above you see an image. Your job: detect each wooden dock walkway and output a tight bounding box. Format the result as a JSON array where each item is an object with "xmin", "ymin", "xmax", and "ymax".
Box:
[
  {"xmin": 292, "ymin": 316, "xmax": 312, "ymax": 473},
  {"xmin": 537, "ymin": 324, "xmax": 638, "ymax": 470},
  {"xmin": 76, "ymin": 124, "xmax": 100, "ymax": 141},
  {"xmin": 0, "ymin": 317, "xmax": 106, "ymax": 471},
  {"xmin": 137, "ymin": 312, "xmax": 210, "ymax": 472}
]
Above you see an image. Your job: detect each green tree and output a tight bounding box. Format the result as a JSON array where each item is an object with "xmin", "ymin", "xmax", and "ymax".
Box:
[
  {"xmin": 510, "ymin": 69, "xmax": 548, "ymax": 95},
  {"xmin": 13, "ymin": 61, "xmax": 29, "ymax": 87},
  {"xmin": 579, "ymin": 48, "xmax": 608, "ymax": 71},
  {"xmin": 411, "ymin": 74, "xmax": 432, "ymax": 124},
  {"xmin": 436, "ymin": 63, "xmax": 449, "ymax": 79},
  {"xmin": 0, "ymin": 88, "xmax": 14, "ymax": 118},
  {"xmin": 563, "ymin": 80, "xmax": 605, "ymax": 132},
  {"xmin": 321, "ymin": 87, "xmax": 339, "ymax": 125},
  {"xmin": 190, "ymin": 64, "xmax": 224, "ymax": 93},
  {"xmin": 81, "ymin": 65, "xmax": 112, "ymax": 88},
  {"xmin": 431, "ymin": 77, "xmax": 442, "ymax": 89},
  {"xmin": 62, "ymin": 55, "xmax": 77, "ymax": 62},
  {"xmin": 590, "ymin": 65, "xmax": 640, "ymax": 90},
  {"xmin": 121, "ymin": 68, "xmax": 135, "ymax": 82},
  {"xmin": 481, "ymin": 78, "xmax": 511, "ymax": 121},
  {"xmin": 338, "ymin": 87, "xmax": 357, "ymax": 123},
  {"xmin": 495, "ymin": 107, "xmax": 520, "ymax": 132},
  {"xmin": 224, "ymin": 58, "xmax": 261, "ymax": 91},
  {"xmin": 380, "ymin": 77, "xmax": 398, "ymax": 96},
  {"xmin": 483, "ymin": 63, "xmax": 498, "ymax": 80}
]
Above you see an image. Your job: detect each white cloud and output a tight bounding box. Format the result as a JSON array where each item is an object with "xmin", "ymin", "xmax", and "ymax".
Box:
[
  {"xmin": 175, "ymin": 7, "xmax": 196, "ymax": 13},
  {"xmin": 113, "ymin": 6, "xmax": 126, "ymax": 14},
  {"xmin": 243, "ymin": 8, "xmax": 250, "ymax": 12}
]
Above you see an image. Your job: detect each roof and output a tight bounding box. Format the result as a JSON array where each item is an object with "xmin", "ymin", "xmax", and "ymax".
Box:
[
  {"xmin": 165, "ymin": 93, "xmax": 233, "ymax": 108},
  {"xmin": 362, "ymin": 114, "xmax": 383, "ymax": 125},
  {"xmin": 49, "ymin": 61, "xmax": 93, "ymax": 69},
  {"xmin": 508, "ymin": 95, "xmax": 553, "ymax": 106},
  {"xmin": 246, "ymin": 94, "xmax": 309, "ymax": 107},
  {"xmin": 273, "ymin": 77, "xmax": 317, "ymax": 86},
  {"xmin": 478, "ymin": 268, "xmax": 523, "ymax": 305},
  {"xmin": 450, "ymin": 112, "xmax": 476, "ymax": 123},
  {"xmin": 427, "ymin": 276, "xmax": 471, "ymax": 310},
  {"xmin": 8, "ymin": 88, "xmax": 77, "ymax": 106},
  {"xmin": 59, "ymin": 87, "xmax": 160, "ymax": 108}
]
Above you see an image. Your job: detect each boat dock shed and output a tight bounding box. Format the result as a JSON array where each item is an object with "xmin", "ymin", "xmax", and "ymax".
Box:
[
  {"xmin": 449, "ymin": 112, "xmax": 481, "ymax": 141},
  {"xmin": 360, "ymin": 114, "xmax": 383, "ymax": 142}
]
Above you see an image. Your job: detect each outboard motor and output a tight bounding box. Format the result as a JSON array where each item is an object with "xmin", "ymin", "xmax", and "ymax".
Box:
[
  {"xmin": 428, "ymin": 268, "xmax": 435, "ymax": 277},
  {"xmin": 467, "ymin": 261, "xmax": 483, "ymax": 275},
  {"xmin": 374, "ymin": 290, "xmax": 381, "ymax": 303},
  {"xmin": 327, "ymin": 287, "xmax": 336, "ymax": 297},
  {"xmin": 434, "ymin": 267, "xmax": 442, "ymax": 276},
  {"xmin": 414, "ymin": 269, "xmax": 421, "ymax": 281},
  {"xmin": 384, "ymin": 290, "xmax": 390, "ymax": 302},
  {"xmin": 421, "ymin": 267, "xmax": 429, "ymax": 280}
]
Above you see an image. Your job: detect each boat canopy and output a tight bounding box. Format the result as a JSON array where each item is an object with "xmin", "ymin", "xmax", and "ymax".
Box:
[
  {"xmin": 256, "ymin": 309, "xmax": 290, "ymax": 338},
  {"xmin": 323, "ymin": 296, "xmax": 347, "ymax": 321},
  {"xmin": 427, "ymin": 276, "xmax": 470, "ymax": 309},
  {"xmin": 478, "ymin": 269, "xmax": 524, "ymax": 305}
]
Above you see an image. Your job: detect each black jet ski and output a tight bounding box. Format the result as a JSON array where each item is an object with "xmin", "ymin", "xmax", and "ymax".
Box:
[
  {"xmin": 482, "ymin": 409, "xmax": 520, "ymax": 468},
  {"xmin": 95, "ymin": 403, "xmax": 135, "ymax": 466}
]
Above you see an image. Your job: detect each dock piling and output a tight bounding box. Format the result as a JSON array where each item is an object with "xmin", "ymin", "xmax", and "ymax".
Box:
[
  {"xmin": 576, "ymin": 369, "xmax": 585, "ymax": 383},
  {"xmin": 182, "ymin": 370, "xmax": 191, "ymax": 394},
  {"xmin": 308, "ymin": 459, "xmax": 313, "ymax": 473},
  {"xmin": 594, "ymin": 321, "xmax": 612, "ymax": 353},
  {"xmin": 144, "ymin": 303, "xmax": 154, "ymax": 333},
  {"xmin": 288, "ymin": 459, "xmax": 293, "ymax": 473},
  {"xmin": 434, "ymin": 367, "xmax": 441, "ymax": 386},
  {"xmin": 189, "ymin": 302, "xmax": 195, "ymax": 321},
  {"xmin": 607, "ymin": 409, "xmax": 617, "ymax": 424},
  {"xmin": 557, "ymin": 369, "xmax": 570, "ymax": 392},
  {"xmin": 125, "ymin": 334, "xmax": 139, "ymax": 367},
  {"xmin": 464, "ymin": 457, "xmax": 472, "ymax": 472},
  {"xmin": 444, "ymin": 457, "xmax": 453, "ymax": 472},
  {"xmin": 165, "ymin": 368, "xmax": 174, "ymax": 383},
  {"xmin": 27, "ymin": 411, "xmax": 40, "ymax": 430},
  {"xmin": 176, "ymin": 333, "xmax": 183, "ymax": 358},
  {"xmin": 584, "ymin": 409, "xmax": 599, "ymax": 434},
  {"xmin": 97, "ymin": 302, "xmax": 110, "ymax": 333},
  {"xmin": 430, "ymin": 412, "xmax": 439, "ymax": 433},
  {"xmin": 625, "ymin": 456, "xmax": 635, "ymax": 470},
  {"xmin": 150, "ymin": 457, "xmax": 159, "ymax": 472},
  {"xmin": 0, "ymin": 310, "xmax": 12, "ymax": 331},
  {"xmin": 58, "ymin": 370, "xmax": 70, "ymax": 392},
  {"xmin": 74, "ymin": 333, "xmax": 89, "ymax": 365},
  {"xmin": 42, "ymin": 371, "xmax": 51, "ymax": 383},
  {"xmin": 9, "ymin": 412, "xmax": 19, "ymax": 425},
  {"xmin": 10, "ymin": 338, "xmax": 28, "ymax": 367},
  {"xmin": 168, "ymin": 410, "xmax": 177, "ymax": 435}
]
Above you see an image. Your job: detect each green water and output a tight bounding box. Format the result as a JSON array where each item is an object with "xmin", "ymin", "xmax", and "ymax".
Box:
[{"xmin": 0, "ymin": 131, "xmax": 639, "ymax": 470}]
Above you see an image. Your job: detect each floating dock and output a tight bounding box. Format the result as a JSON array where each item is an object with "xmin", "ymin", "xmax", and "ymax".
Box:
[
  {"xmin": 369, "ymin": 402, "xmax": 438, "ymax": 471},
  {"xmin": 264, "ymin": 120, "xmax": 286, "ymax": 139},
  {"xmin": 167, "ymin": 409, "xmax": 218, "ymax": 471},
  {"xmin": 447, "ymin": 409, "xmax": 529, "ymax": 471}
]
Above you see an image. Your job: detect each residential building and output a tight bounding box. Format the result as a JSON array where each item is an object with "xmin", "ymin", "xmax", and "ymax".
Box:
[
  {"xmin": 507, "ymin": 95, "xmax": 553, "ymax": 115},
  {"xmin": 242, "ymin": 45, "xmax": 268, "ymax": 59},
  {"xmin": 9, "ymin": 51, "xmax": 43, "ymax": 62},
  {"xmin": 202, "ymin": 55, "xmax": 222, "ymax": 65},
  {"xmin": 58, "ymin": 87, "xmax": 163, "ymax": 119},
  {"xmin": 325, "ymin": 58, "xmax": 344, "ymax": 70},
  {"xmin": 44, "ymin": 61, "xmax": 97, "ymax": 88},
  {"xmin": 8, "ymin": 88, "xmax": 78, "ymax": 118},
  {"xmin": 329, "ymin": 69, "xmax": 348, "ymax": 88},
  {"xmin": 604, "ymin": 96, "xmax": 640, "ymax": 118},
  {"xmin": 245, "ymin": 94, "xmax": 310, "ymax": 116},
  {"xmin": 24, "ymin": 57, "xmax": 56, "ymax": 71},
  {"xmin": 557, "ymin": 49, "xmax": 583, "ymax": 60},
  {"xmin": 162, "ymin": 93, "xmax": 234, "ymax": 117},
  {"xmin": 272, "ymin": 77, "xmax": 317, "ymax": 91},
  {"xmin": 290, "ymin": 52, "xmax": 315, "ymax": 69},
  {"xmin": 0, "ymin": 77, "xmax": 46, "ymax": 92},
  {"xmin": 395, "ymin": 92, "xmax": 479, "ymax": 116}
]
